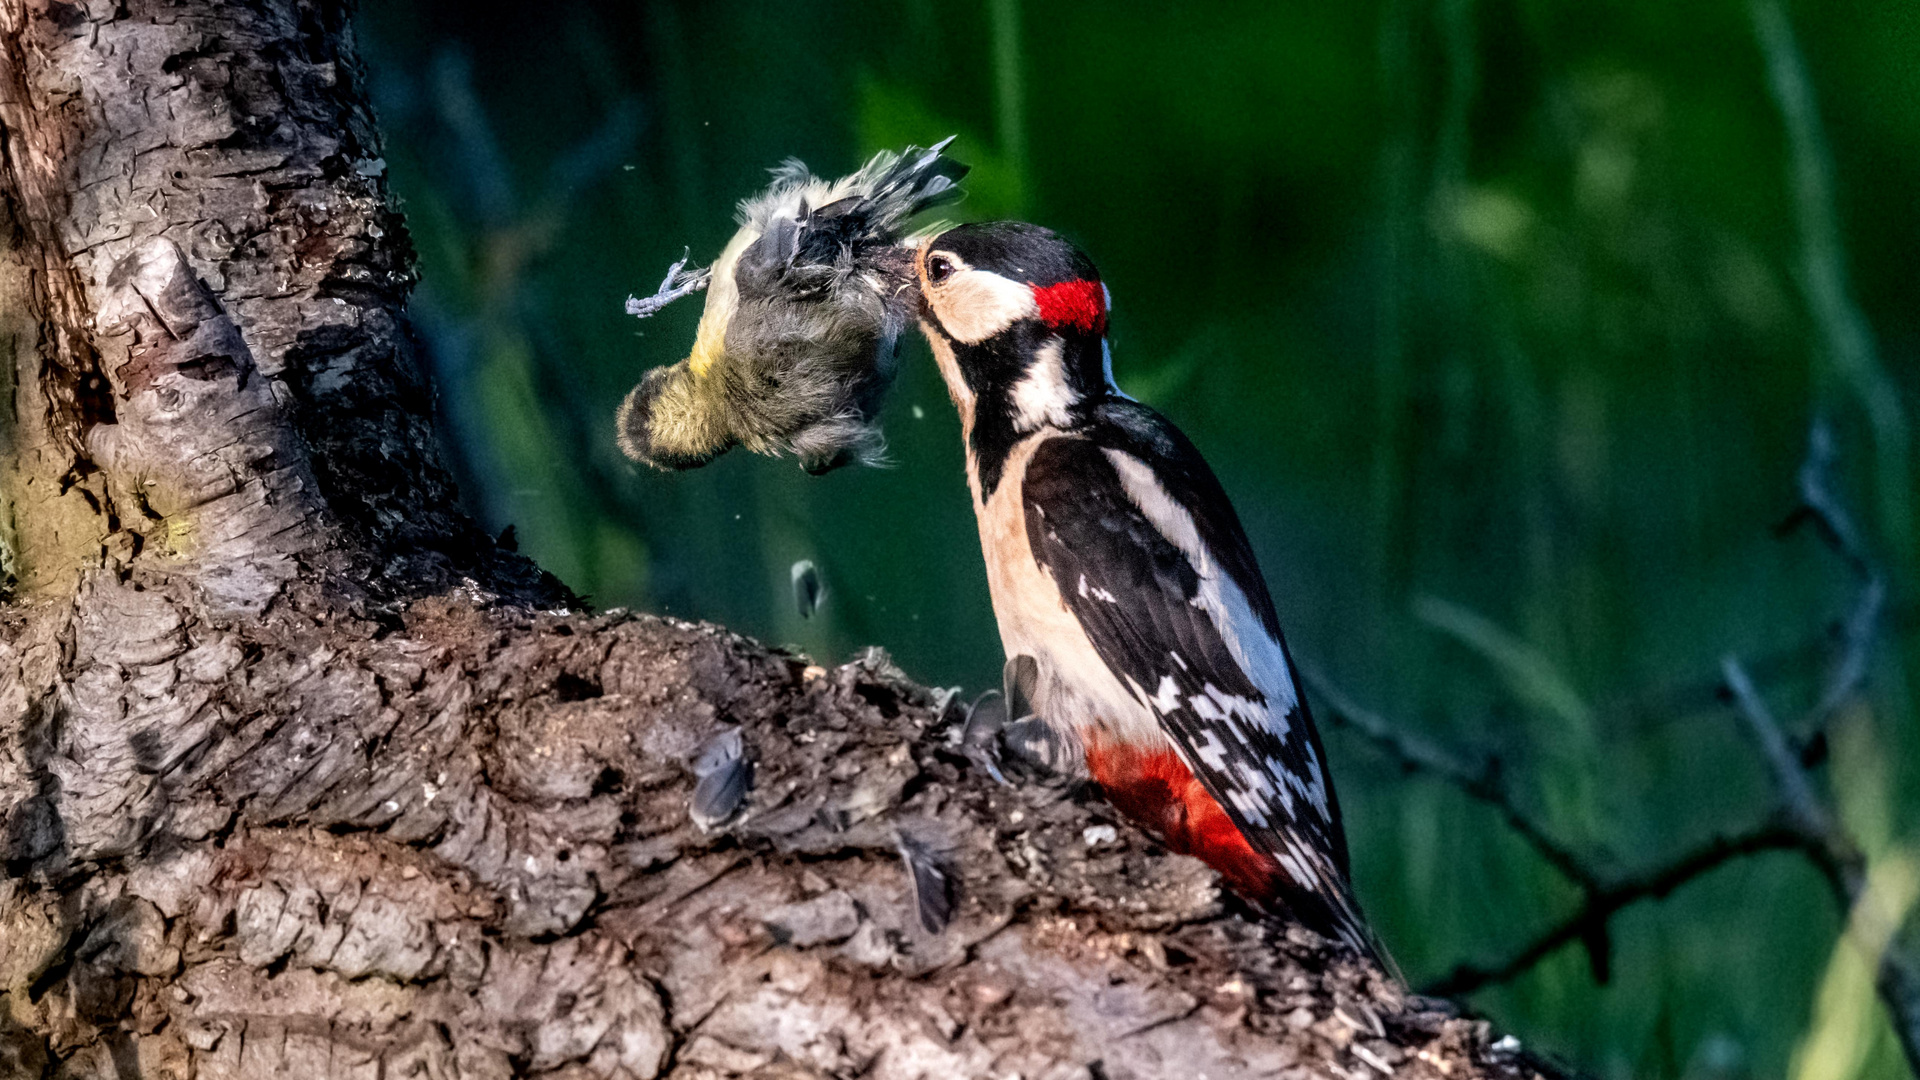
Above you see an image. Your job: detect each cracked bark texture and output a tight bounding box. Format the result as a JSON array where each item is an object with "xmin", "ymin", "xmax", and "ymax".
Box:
[{"xmin": 0, "ymin": 1, "xmax": 1565, "ymax": 1078}]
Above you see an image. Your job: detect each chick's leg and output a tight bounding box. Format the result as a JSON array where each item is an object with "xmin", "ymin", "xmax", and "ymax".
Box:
[{"xmin": 625, "ymin": 249, "xmax": 712, "ymax": 318}]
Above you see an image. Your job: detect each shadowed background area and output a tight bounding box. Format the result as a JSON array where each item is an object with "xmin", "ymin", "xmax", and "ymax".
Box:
[{"xmin": 358, "ymin": 1, "xmax": 1918, "ymax": 1076}]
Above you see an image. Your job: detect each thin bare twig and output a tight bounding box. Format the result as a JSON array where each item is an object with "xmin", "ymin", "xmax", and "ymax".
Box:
[
  {"xmin": 1422, "ymin": 823, "xmax": 1803, "ymax": 997},
  {"xmin": 1416, "ymin": 645, "xmax": 1886, "ymax": 1004},
  {"xmin": 1721, "ymin": 651, "xmax": 1920, "ymax": 1072},
  {"xmin": 1368, "ymin": 417, "xmax": 1915, "ymax": 1054},
  {"xmin": 1597, "ymin": 600, "xmax": 1917, "ymax": 742},
  {"xmin": 1745, "ymin": 7, "xmax": 1920, "ymax": 1048},
  {"xmin": 1314, "ymin": 672, "xmax": 1766, "ymax": 991},
  {"xmin": 1390, "ymin": 638, "xmax": 1880, "ymax": 1002},
  {"xmin": 1751, "ymin": 0, "xmax": 1912, "ymax": 558},
  {"xmin": 1310, "ymin": 671, "xmax": 1600, "ymax": 890},
  {"xmin": 1721, "ymin": 657, "xmax": 1840, "ymax": 847},
  {"xmin": 1786, "ymin": 420, "xmax": 1887, "ymax": 730}
]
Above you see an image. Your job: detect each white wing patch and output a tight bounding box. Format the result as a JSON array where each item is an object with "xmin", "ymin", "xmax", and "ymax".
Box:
[
  {"xmin": 1104, "ymin": 449, "xmax": 1328, "ymax": 820},
  {"xmin": 1074, "ymin": 573, "xmax": 1118, "ymax": 604},
  {"xmin": 1151, "ymin": 675, "xmax": 1184, "ymax": 717}
]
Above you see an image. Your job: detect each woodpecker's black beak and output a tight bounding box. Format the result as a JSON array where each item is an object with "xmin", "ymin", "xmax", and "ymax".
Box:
[
  {"xmin": 867, "ymin": 244, "xmax": 916, "ymax": 287},
  {"xmin": 863, "ymin": 244, "xmax": 923, "ymax": 321}
]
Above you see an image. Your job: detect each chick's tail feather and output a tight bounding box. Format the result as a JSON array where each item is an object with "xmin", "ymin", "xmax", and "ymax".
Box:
[
  {"xmin": 748, "ymin": 137, "xmax": 969, "ymax": 270},
  {"xmin": 849, "ymin": 135, "xmax": 970, "ymax": 231}
]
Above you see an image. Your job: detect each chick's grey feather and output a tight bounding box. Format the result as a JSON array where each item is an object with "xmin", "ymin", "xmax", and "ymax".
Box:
[
  {"xmin": 689, "ymin": 727, "xmax": 752, "ymax": 831},
  {"xmin": 791, "ymin": 559, "xmax": 823, "ymax": 619},
  {"xmin": 895, "ymin": 828, "xmax": 958, "ymax": 934}
]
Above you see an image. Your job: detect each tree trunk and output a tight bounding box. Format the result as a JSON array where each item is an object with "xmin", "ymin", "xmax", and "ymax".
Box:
[{"xmin": 0, "ymin": 2, "xmax": 1556, "ymax": 1077}]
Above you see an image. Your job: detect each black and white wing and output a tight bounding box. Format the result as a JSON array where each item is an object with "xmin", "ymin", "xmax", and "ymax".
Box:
[{"xmin": 1022, "ymin": 426, "xmax": 1368, "ymax": 948}]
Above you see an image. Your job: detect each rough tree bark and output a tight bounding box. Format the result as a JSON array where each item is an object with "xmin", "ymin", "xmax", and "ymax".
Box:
[{"xmin": 0, "ymin": 2, "xmax": 1562, "ymax": 1077}]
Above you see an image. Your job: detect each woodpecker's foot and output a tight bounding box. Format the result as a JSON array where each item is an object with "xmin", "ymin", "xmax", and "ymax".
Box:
[
  {"xmin": 958, "ymin": 689, "xmax": 1011, "ymax": 785},
  {"xmin": 997, "ymin": 653, "xmax": 1082, "ymax": 784},
  {"xmin": 1000, "ymin": 716, "xmax": 1085, "ymax": 784},
  {"xmin": 955, "ymin": 686, "xmax": 1083, "ymax": 788},
  {"xmin": 1003, "ymin": 654, "xmax": 1038, "ymax": 725},
  {"xmin": 625, "ymin": 248, "xmax": 712, "ymax": 318}
]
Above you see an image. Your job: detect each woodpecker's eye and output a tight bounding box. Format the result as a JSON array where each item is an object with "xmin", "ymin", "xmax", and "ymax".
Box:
[{"xmin": 926, "ymin": 255, "xmax": 955, "ymax": 284}]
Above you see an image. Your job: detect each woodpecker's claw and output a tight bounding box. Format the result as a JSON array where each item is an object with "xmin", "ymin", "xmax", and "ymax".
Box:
[
  {"xmin": 625, "ymin": 248, "xmax": 712, "ymax": 318},
  {"xmin": 959, "ymin": 689, "xmax": 1011, "ymax": 785},
  {"xmin": 993, "ymin": 653, "xmax": 1083, "ymax": 782},
  {"xmin": 957, "ymin": 672, "xmax": 1081, "ymax": 787},
  {"xmin": 1001, "ymin": 717, "xmax": 1082, "ymax": 781},
  {"xmin": 954, "ymin": 652, "xmax": 1039, "ymax": 785},
  {"xmin": 1003, "ymin": 654, "xmax": 1039, "ymax": 725},
  {"xmin": 688, "ymin": 727, "xmax": 752, "ymax": 830}
]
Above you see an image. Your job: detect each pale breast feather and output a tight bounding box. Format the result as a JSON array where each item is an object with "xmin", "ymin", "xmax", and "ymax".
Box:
[{"xmin": 1020, "ymin": 426, "xmax": 1351, "ymax": 883}]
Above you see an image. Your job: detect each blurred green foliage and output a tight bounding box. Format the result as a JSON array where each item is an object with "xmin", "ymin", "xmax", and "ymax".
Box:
[{"xmin": 359, "ymin": 0, "xmax": 1919, "ymax": 1075}]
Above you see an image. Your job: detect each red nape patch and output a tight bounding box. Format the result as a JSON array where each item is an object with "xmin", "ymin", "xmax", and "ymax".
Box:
[
  {"xmin": 1031, "ymin": 278, "xmax": 1107, "ymax": 335},
  {"xmin": 1084, "ymin": 738, "xmax": 1283, "ymax": 904}
]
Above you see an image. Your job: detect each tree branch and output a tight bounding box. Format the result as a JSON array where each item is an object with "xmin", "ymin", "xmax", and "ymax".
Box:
[
  {"xmin": 1422, "ymin": 823, "xmax": 1804, "ymax": 997},
  {"xmin": 1328, "ymin": 417, "xmax": 1916, "ymax": 1069},
  {"xmin": 1784, "ymin": 419, "xmax": 1887, "ymax": 733},
  {"xmin": 1310, "ymin": 672, "xmax": 1601, "ymax": 889},
  {"xmin": 1722, "ymin": 653, "xmax": 1920, "ymax": 1072},
  {"xmin": 1721, "ymin": 657, "xmax": 1843, "ymax": 852}
]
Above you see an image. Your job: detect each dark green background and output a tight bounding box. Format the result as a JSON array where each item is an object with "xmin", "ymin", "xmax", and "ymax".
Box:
[{"xmin": 360, "ymin": 1, "xmax": 1919, "ymax": 1075}]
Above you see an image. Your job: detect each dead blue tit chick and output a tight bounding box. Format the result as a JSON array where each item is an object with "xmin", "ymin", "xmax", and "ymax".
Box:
[{"xmin": 618, "ymin": 139, "xmax": 968, "ymax": 474}]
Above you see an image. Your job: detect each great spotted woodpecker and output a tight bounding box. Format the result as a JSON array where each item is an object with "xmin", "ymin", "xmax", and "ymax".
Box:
[{"xmin": 914, "ymin": 222, "xmax": 1377, "ymax": 957}]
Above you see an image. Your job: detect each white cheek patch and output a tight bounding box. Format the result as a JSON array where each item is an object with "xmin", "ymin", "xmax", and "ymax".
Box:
[
  {"xmin": 931, "ymin": 269, "xmax": 1038, "ymax": 344},
  {"xmin": 1009, "ymin": 337, "xmax": 1077, "ymax": 431},
  {"xmin": 922, "ymin": 324, "xmax": 975, "ymax": 428}
]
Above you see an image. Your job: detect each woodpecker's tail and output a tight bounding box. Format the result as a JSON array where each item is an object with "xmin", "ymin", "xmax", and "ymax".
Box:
[
  {"xmin": 1277, "ymin": 854, "xmax": 1399, "ymax": 977},
  {"xmin": 1085, "ymin": 736, "xmax": 1397, "ymax": 974}
]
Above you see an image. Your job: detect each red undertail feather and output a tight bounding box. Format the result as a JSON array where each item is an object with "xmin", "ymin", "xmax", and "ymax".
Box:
[{"xmin": 1084, "ymin": 737, "xmax": 1286, "ymax": 905}]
